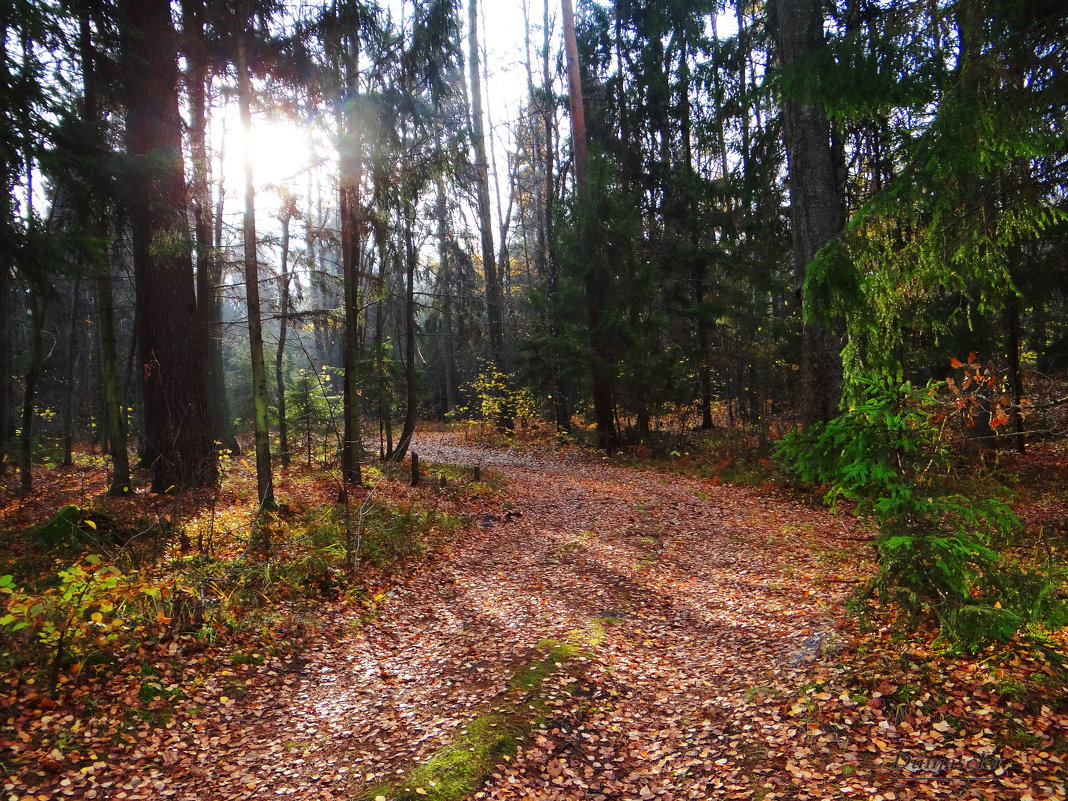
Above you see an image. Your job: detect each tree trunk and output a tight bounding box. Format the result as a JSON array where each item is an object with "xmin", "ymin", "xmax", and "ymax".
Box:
[
  {"xmin": 0, "ymin": 9, "xmax": 9, "ymax": 475},
  {"xmin": 235, "ymin": 3, "xmax": 273, "ymax": 506},
  {"xmin": 436, "ymin": 179, "xmax": 459, "ymax": 414},
  {"xmin": 773, "ymin": 0, "xmax": 845, "ymax": 426},
  {"xmin": 184, "ymin": 0, "xmax": 238, "ymax": 456},
  {"xmin": 80, "ymin": 10, "xmax": 131, "ymax": 494},
  {"xmin": 97, "ymin": 268, "xmax": 131, "ymax": 494},
  {"xmin": 467, "ymin": 0, "xmax": 506, "ymax": 370},
  {"xmin": 339, "ymin": 40, "xmax": 364, "ymax": 486},
  {"xmin": 543, "ymin": 0, "xmax": 570, "ymax": 433},
  {"xmin": 391, "ymin": 208, "xmax": 418, "ymax": 462},
  {"xmin": 119, "ymin": 0, "xmax": 217, "ymax": 491},
  {"xmin": 562, "ymin": 0, "xmax": 617, "ymax": 450},
  {"xmin": 1006, "ymin": 294, "xmax": 1026, "ymax": 453},
  {"xmin": 20, "ymin": 289, "xmax": 44, "ymax": 492},
  {"xmin": 0, "ymin": 225, "xmax": 9, "ymax": 475},
  {"xmin": 275, "ymin": 204, "xmax": 293, "ymax": 468},
  {"xmin": 62, "ymin": 279, "xmax": 81, "ymax": 466},
  {"xmin": 373, "ymin": 220, "xmax": 392, "ymax": 460},
  {"xmin": 561, "ymin": 0, "xmax": 588, "ymax": 193}
]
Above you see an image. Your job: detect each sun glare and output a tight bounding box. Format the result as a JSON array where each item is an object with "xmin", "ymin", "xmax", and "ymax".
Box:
[{"xmin": 220, "ymin": 115, "xmax": 314, "ymax": 192}]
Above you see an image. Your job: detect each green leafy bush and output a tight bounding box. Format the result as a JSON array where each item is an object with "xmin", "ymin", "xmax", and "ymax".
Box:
[
  {"xmin": 777, "ymin": 374, "xmax": 1066, "ymax": 651},
  {"xmin": 449, "ymin": 363, "xmax": 539, "ymax": 431}
]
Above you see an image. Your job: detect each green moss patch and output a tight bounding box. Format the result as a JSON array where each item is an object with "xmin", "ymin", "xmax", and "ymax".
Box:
[
  {"xmin": 360, "ymin": 640, "xmax": 579, "ymax": 801},
  {"xmin": 361, "ymin": 714, "xmax": 522, "ymax": 801},
  {"xmin": 509, "ymin": 639, "xmax": 578, "ymax": 692}
]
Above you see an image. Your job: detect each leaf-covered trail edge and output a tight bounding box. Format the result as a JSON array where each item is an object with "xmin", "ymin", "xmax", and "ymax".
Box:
[{"xmin": 12, "ymin": 432, "xmax": 1067, "ymax": 801}]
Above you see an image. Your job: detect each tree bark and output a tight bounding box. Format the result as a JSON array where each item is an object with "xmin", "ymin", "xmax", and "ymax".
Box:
[
  {"xmin": 235, "ymin": 2, "xmax": 273, "ymax": 505},
  {"xmin": 62, "ymin": 279, "xmax": 81, "ymax": 466},
  {"xmin": 391, "ymin": 208, "xmax": 418, "ymax": 462},
  {"xmin": 543, "ymin": 0, "xmax": 570, "ymax": 433},
  {"xmin": 275, "ymin": 202, "xmax": 294, "ymax": 468},
  {"xmin": 773, "ymin": 0, "xmax": 845, "ymax": 425},
  {"xmin": 184, "ymin": 0, "xmax": 238, "ymax": 457},
  {"xmin": 339, "ymin": 38, "xmax": 364, "ymax": 486},
  {"xmin": 0, "ymin": 230, "xmax": 9, "ymax": 475},
  {"xmin": 467, "ymin": 0, "xmax": 506, "ymax": 370},
  {"xmin": 19, "ymin": 288, "xmax": 44, "ymax": 492},
  {"xmin": 562, "ymin": 0, "xmax": 617, "ymax": 449},
  {"xmin": 0, "ymin": 8, "xmax": 12, "ymax": 475},
  {"xmin": 1006, "ymin": 293, "xmax": 1026, "ymax": 453},
  {"xmin": 436, "ymin": 178, "xmax": 459, "ymax": 414},
  {"xmin": 119, "ymin": 0, "xmax": 216, "ymax": 491},
  {"xmin": 79, "ymin": 10, "xmax": 132, "ymax": 493},
  {"xmin": 375, "ymin": 234, "xmax": 393, "ymax": 461}
]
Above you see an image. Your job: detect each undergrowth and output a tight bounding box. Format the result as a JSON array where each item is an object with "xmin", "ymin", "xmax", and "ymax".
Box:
[
  {"xmin": 0, "ymin": 479, "xmax": 465, "ymax": 697},
  {"xmin": 776, "ymin": 374, "xmax": 1068, "ymax": 652}
]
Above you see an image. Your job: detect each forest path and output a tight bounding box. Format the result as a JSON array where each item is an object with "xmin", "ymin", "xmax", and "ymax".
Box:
[{"xmin": 143, "ymin": 432, "xmax": 861, "ymax": 800}]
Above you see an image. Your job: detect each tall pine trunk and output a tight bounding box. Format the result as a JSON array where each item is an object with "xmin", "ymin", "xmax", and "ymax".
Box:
[
  {"xmin": 184, "ymin": 0, "xmax": 238, "ymax": 457},
  {"xmin": 275, "ymin": 203, "xmax": 293, "ymax": 468},
  {"xmin": 544, "ymin": 0, "xmax": 570, "ymax": 432},
  {"xmin": 391, "ymin": 206, "xmax": 418, "ymax": 462},
  {"xmin": 19, "ymin": 289, "xmax": 44, "ymax": 492},
  {"xmin": 119, "ymin": 0, "xmax": 216, "ymax": 491},
  {"xmin": 80, "ymin": 10, "xmax": 131, "ymax": 494},
  {"xmin": 235, "ymin": 3, "xmax": 273, "ymax": 506},
  {"xmin": 0, "ymin": 9, "xmax": 11, "ymax": 476},
  {"xmin": 773, "ymin": 0, "xmax": 845, "ymax": 425},
  {"xmin": 562, "ymin": 0, "xmax": 617, "ymax": 449},
  {"xmin": 62, "ymin": 280, "xmax": 81, "ymax": 466},
  {"xmin": 436, "ymin": 178, "xmax": 459, "ymax": 415},
  {"xmin": 0, "ymin": 228, "xmax": 9, "ymax": 475},
  {"xmin": 339, "ymin": 40, "xmax": 364, "ymax": 487},
  {"xmin": 467, "ymin": 0, "xmax": 506, "ymax": 371}
]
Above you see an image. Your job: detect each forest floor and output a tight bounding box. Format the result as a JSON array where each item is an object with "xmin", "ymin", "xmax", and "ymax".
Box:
[{"xmin": 2, "ymin": 430, "xmax": 1067, "ymax": 800}]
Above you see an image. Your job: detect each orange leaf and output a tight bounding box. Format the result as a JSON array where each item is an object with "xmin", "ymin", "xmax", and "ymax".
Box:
[
  {"xmin": 967, "ymin": 350, "xmax": 978, "ymax": 364},
  {"xmin": 949, "ymin": 356, "xmax": 963, "ymax": 368}
]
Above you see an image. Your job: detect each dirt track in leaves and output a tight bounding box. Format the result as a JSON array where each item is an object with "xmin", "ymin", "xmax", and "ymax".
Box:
[{"xmin": 97, "ymin": 431, "xmax": 868, "ymax": 801}]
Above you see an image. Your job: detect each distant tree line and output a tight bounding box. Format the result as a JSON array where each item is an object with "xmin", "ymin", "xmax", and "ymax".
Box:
[{"xmin": 1, "ymin": 0, "xmax": 1065, "ymax": 498}]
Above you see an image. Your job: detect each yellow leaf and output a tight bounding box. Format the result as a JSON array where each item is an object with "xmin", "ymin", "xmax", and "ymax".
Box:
[
  {"xmin": 416, "ymin": 790, "xmax": 427, "ymax": 796},
  {"xmin": 84, "ymin": 519, "xmax": 97, "ymax": 530},
  {"xmin": 90, "ymin": 612, "xmax": 103, "ymax": 623},
  {"xmin": 375, "ymin": 797, "xmax": 387, "ymax": 801}
]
